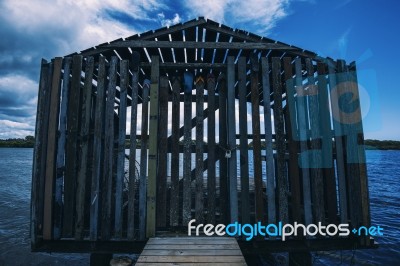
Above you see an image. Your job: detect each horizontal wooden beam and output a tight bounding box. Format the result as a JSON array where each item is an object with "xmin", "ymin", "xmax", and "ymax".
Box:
[
  {"xmin": 107, "ymin": 41, "xmax": 297, "ymax": 50},
  {"xmin": 140, "ymin": 62, "xmax": 226, "ymax": 69}
]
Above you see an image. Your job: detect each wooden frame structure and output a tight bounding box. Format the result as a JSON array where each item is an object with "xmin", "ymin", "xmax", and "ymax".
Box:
[{"xmin": 31, "ymin": 17, "xmax": 374, "ymax": 256}]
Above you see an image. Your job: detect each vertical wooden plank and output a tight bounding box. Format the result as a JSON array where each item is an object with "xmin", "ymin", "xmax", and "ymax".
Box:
[
  {"xmin": 75, "ymin": 56, "xmax": 94, "ymax": 240},
  {"xmin": 316, "ymin": 62, "xmax": 337, "ymax": 224},
  {"xmin": 227, "ymin": 56, "xmax": 238, "ymax": 223},
  {"xmin": 54, "ymin": 57, "xmax": 72, "ymax": 239},
  {"xmin": 115, "ymin": 59, "xmax": 129, "ymax": 238},
  {"xmin": 101, "ymin": 56, "xmax": 118, "ymax": 240},
  {"xmin": 336, "ymin": 60, "xmax": 361, "ymax": 228},
  {"xmin": 217, "ymin": 73, "xmax": 228, "ymax": 224},
  {"xmin": 31, "ymin": 59, "xmax": 49, "ymax": 247},
  {"xmin": 63, "ymin": 55, "xmax": 83, "ymax": 237},
  {"xmin": 139, "ymin": 79, "xmax": 150, "ymax": 240},
  {"xmin": 349, "ymin": 61, "xmax": 371, "ymax": 245},
  {"xmin": 183, "ymin": 71, "xmax": 193, "ymax": 225},
  {"xmin": 195, "ymin": 74, "xmax": 205, "ymax": 223},
  {"xmin": 294, "ymin": 58, "xmax": 313, "ymax": 225},
  {"xmin": 327, "ymin": 59, "xmax": 347, "ymax": 224},
  {"xmin": 170, "ymin": 76, "xmax": 181, "ymax": 227},
  {"xmin": 206, "ymin": 74, "xmax": 216, "ymax": 224},
  {"xmin": 147, "ymin": 55, "xmax": 160, "ymax": 237},
  {"xmin": 157, "ymin": 76, "xmax": 169, "ymax": 228},
  {"xmin": 128, "ymin": 51, "xmax": 141, "ymax": 240},
  {"xmin": 250, "ymin": 54, "xmax": 264, "ymax": 223},
  {"xmin": 237, "ymin": 57, "xmax": 250, "ymax": 224},
  {"xmin": 90, "ymin": 56, "xmax": 106, "ymax": 241},
  {"xmin": 43, "ymin": 58, "xmax": 62, "ymax": 240},
  {"xmin": 305, "ymin": 58, "xmax": 325, "ymax": 224},
  {"xmin": 272, "ymin": 57, "xmax": 289, "ymax": 224},
  {"xmin": 263, "ymin": 57, "xmax": 277, "ymax": 224}
]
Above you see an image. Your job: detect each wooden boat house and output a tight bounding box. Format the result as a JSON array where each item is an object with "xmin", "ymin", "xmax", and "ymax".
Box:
[{"xmin": 31, "ymin": 17, "xmax": 375, "ymax": 264}]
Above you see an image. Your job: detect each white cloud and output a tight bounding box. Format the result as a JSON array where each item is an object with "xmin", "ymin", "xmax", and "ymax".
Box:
[
  {"xmin": 158, "ymin": 13, "xmax": 182, "ymax": 27},
  {"xmin": 183, "ymin": 0, "xmax": 289, "ymax": 34}
]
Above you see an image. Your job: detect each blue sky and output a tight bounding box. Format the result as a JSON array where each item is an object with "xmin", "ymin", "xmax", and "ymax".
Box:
[{"xmin": 0, "ymin": 0, "xmax": 399, "ymax": 140}]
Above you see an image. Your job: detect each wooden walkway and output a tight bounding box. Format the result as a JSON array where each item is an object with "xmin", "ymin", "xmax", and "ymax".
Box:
[{"xmin": 135, "ymin": 237, "xmax": 247, "ymax": 265}]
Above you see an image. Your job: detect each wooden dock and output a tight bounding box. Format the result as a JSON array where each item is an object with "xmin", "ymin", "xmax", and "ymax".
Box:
[{"xmin": 135, "ymin": 237, "xmax": 247, "ymax": 265}]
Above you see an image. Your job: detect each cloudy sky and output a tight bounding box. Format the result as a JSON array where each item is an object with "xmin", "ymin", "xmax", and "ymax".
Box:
[{"xmin": 0, "ymin": 0, "xmax": 399, "ymax": 140}]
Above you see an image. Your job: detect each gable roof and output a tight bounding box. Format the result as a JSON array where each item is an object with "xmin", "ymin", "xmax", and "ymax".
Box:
[{"xmin": 69, "ymin": 17, "xmax": 322, "ymax": 64}]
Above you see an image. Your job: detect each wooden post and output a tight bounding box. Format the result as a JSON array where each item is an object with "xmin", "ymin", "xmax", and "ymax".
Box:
[
  {"xmin": 183, "ymin": 71, "xmax": 193, "ymax": 225},
  {"xmin": 147, "ymin": 55, "xmax": 160, "ymax": 238},
  {"xmin": 218, "ymin": 73, "xmax": 228, "ymax": 224},
  {"xmin": 43, "ymin": 58, "xmax": 62, "ymax": 240},
  {"xmin": 206, "ymin": 73, "xmax": 216, "ymax": 224},
  {"xmin": 90, "ymin": 56, "xmax": 106, "ymax": 241},
  {"xmin": 63, "ymin": 55, "xmax": 83, "ymax": 237},
  {"xmin": 294, "ymin": 58, "xmax": 313, "ymax": 225},
  {"xmin": 170, "ymin": 76, "xmax": 181, "ymax": 227},
  {"xmin": 31, "ymin": 59, "xmax": 50, "ymax": 246},
  {"xmin": 272, "ymin": 57, "xmax": 289, "ymax": 224},
  {"xmin": 227, "ymin": 56, "xmax": 238, "ymax": 223},
  {"xmin": 157, "ymin": 76, "xmax": 169, "ymax": 228},
  {"xmin": 195, "ymin": 74, "xmax": 205, "ymax": 223},
  {"xmin": 327, "ymin": 59, "xmax": 348, "ymax": 224},
  {"xmin": 128, "ymin": 51, "xmax": 141, "ymax": 240},
  {"xmin": 139, "ymin": 79, "xmax": 150, "ymax": 240},
  {"xmin": 262, "ymin": 57, "xmax": 277, "ymax": 224},
  {"xmin": 102, "ymin": 56, "xmax": 118, "ymax": 240},
  {"xmin": 75, "ymin": 56, "xmax": 94, "ymax": 240},
  {"xmin": 54, "ymin": 57, "xmax": 72, "ymax": 239},
  {"xmin": 250, "ymin": 54, "xmax": 264, "ymax": 223},
  {"xmin": 316, "ymin": 62, "xmax": 337, "ymax": 224},
  {"xmin": 305, "ymin": 58, "xmax": 325, "ymax": 224},
  {"xmin": 237, "ymin": 57, "xmax": 250, "ymax": 224},
  {"xmin": 115, "ymin": 60, "xmax": 129, "ymax": 238}
]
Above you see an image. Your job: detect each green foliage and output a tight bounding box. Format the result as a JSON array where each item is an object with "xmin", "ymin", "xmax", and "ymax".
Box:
[
  {"xmin": 364, "ymin": 139, "xmax": 400, "ymax": 150},
  {"xmin": 0, "ymin": 136, "xmax": 35, "ymax": 148}
]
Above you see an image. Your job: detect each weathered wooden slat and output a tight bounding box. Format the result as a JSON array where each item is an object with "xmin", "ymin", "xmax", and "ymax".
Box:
[
  {"xmin": 227, "ymin": 56, "xmax": 238, "ymax": 223},
  {"xmin": 207, "ymin": 74, "xmax": 217, "ymax": 224},
  {"xmin": 218, "ymin": 73, "xmax": 228, "ymax": 224},
  {"xmin": 147, "ymin": 55, "xmax": 160, "ymax": 237},
  {"xmin": 327, "ymin": 59, "xmax": 347, "ymax": 224},
  {"xmin": 238, "ymin": 57, "xmax": 250, "ymax": 225},
  {"xmin": 128, "ymin": 51, "xmax": 140, "ymax": 240},
  {"xmin": 262, "ymin": 57, "xmax": 277, "ymax": 224},
  {"xmin": 63, "ymin": 55, "xmax": 83, "ymax": 237},
  {"xmin": 43, "ymin": 59, "xmax": 62, "ymax": 240},
  {"xmin": 101, "ymin": 56, "xmax": 118, "ymax": 240},
  {"xmin": 139, "ymin": 79, "xmax": 150, "ymax": 240},
  {"xmin": 31, "ymin": 59, "xmax": 49, "ymax": 247},
  {"xmin": 141, "ymin": 249, "xmax": 242, "ymax": 256},
  {"xmin": 305, "ymin": 58, "xmax": 325, "ymax": 224},
  {"xmin": 250, "ymin": 55, "xmax": 264, "ymax": 223},
  {"xmin": 54, "ymin": 58, "xmax": 72, "ymax": 239},
  {"xmin": 114, "ymin": 59, "xmax": 129, "ymax": 238},
  {"xmin": 316, "ymin": 62, "xmax": 337, "ymax": 224},
  {"xmin": 195, "ymin": 74, "xmax": 205, "ymax": 223},
  {"xmin": 337, "ymin": 60, "xmax": 362, "ymax": 228},
  {"xmin": 75, "ymin": 56, "xmax": 94, "ymax": 240},
  {"xmin": 349, "ymin": 62, "xmax": 370, "ymax": 245},
  {"xmin": 146, "ymin": 238, "xmax": 237, "ymax": 245},
  {"xmin": 272, "ymin": 57, "xmax": 289, "ymax": 224},
  {"xmin": 157, "ymin": 76, "xmax": 169, "ymax": 228},
  {"xmin": 136, "ymin": 263, "xmax": 245, "ymax": 266},
  {"xmin": 183, "ymin": 71, "xmax": 193, "ymax": 225},
  {"xmin": 294, "ymin": 58, "xmax": 313, "ymax": 225},
  {"xmin": 107, "ymin": 40, "xmax": 299, "ymax": 50},
  {"xmin": 137, "ymin": 256, "xmax": 245, "ymax": 263},
  {"xmin": 90, "ymin": 56, "xmax": 106, "ymax": 240},
  {"xmin": 170, "ymin": 77, "xmax": 181, "ymax": 227}
]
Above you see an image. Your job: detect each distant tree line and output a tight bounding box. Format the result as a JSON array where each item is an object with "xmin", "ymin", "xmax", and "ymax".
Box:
[
  {"xmin": 1, "ymin": 136, "xmax": 400, "ymax": 150},
  {"xmin": 0, "ymin": 136, "xmax": 35, "ymax": 148}
]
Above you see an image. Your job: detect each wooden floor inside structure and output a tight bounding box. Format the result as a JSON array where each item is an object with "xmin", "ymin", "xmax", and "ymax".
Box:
[{"xmin": 135, "ymin": 237, "xmax": 247, "ymax": 265}]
